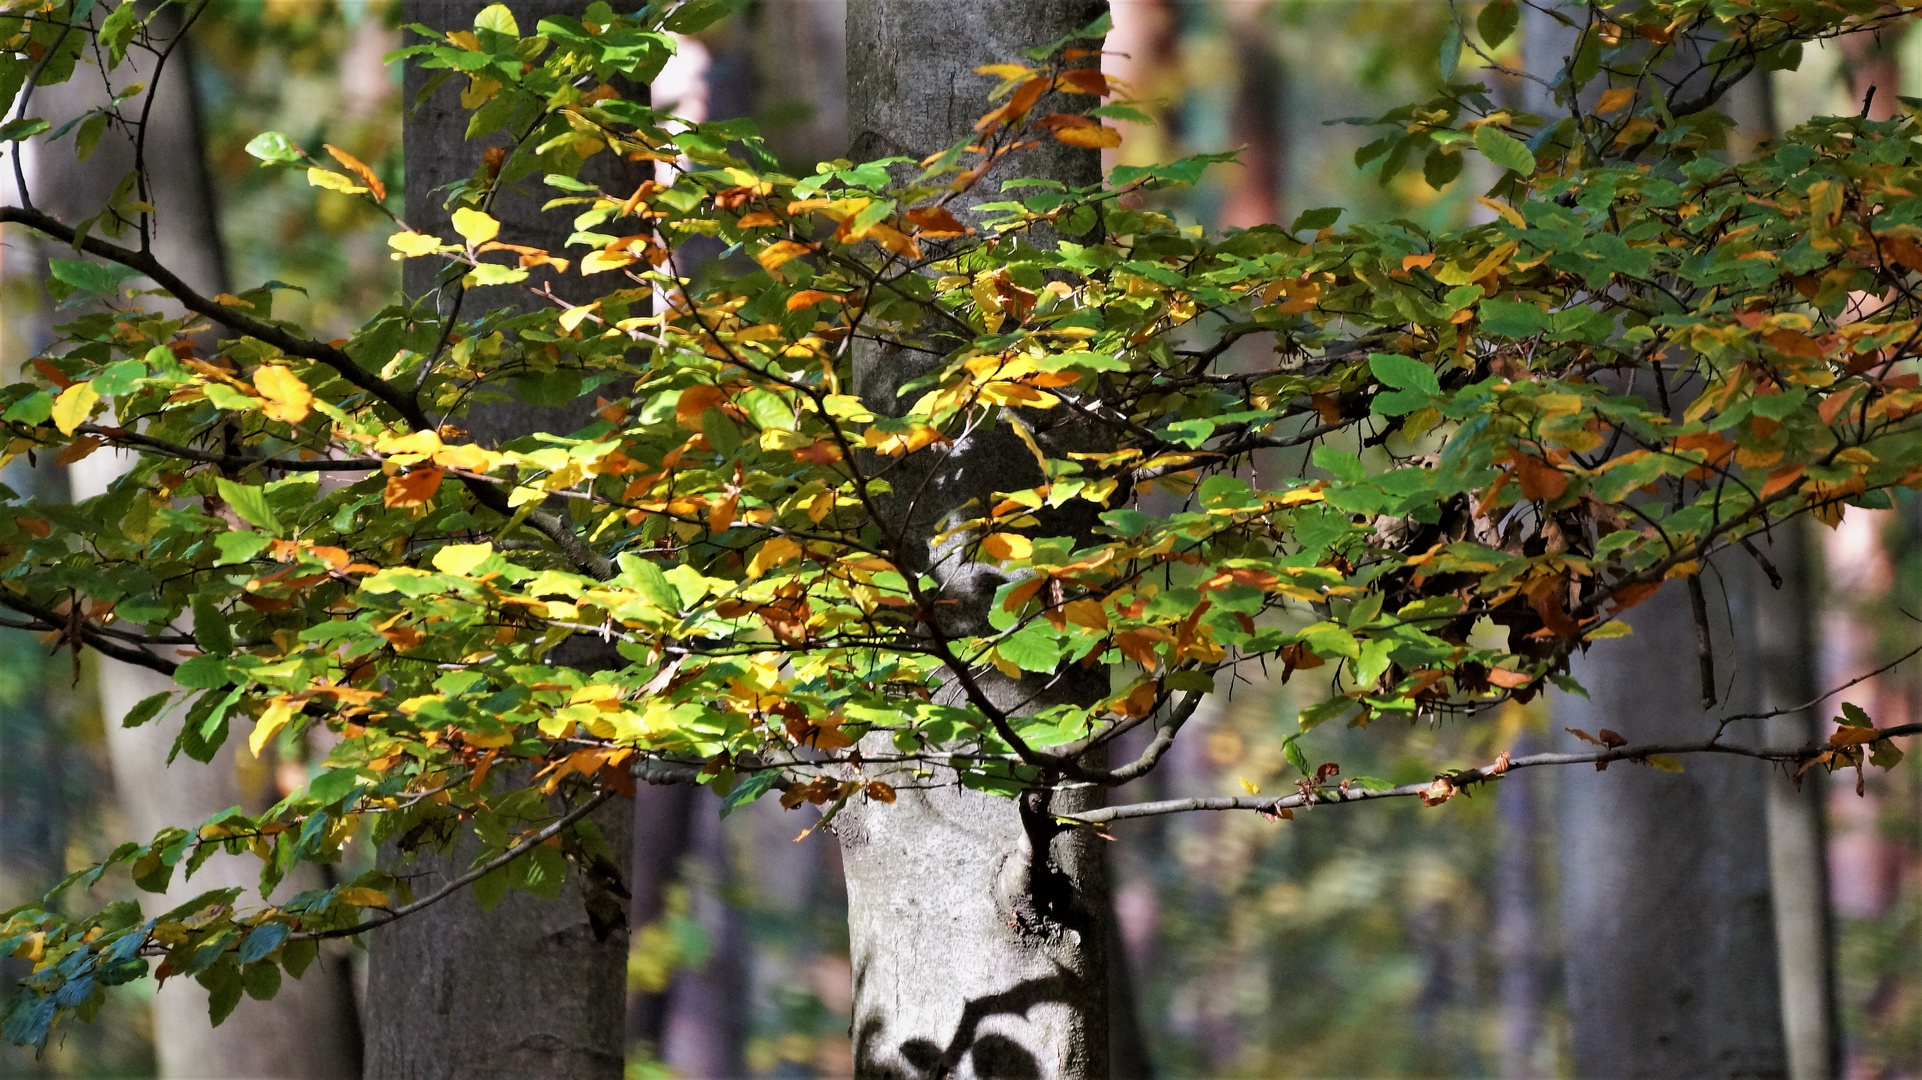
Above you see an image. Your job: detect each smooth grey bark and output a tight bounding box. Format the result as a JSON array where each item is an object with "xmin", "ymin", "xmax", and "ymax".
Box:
[
  {"xmin": 1554, "ymin": 580, "xmax": 1786, "ymax": 1079},
  {"xmin": 366, "ymin": 5, "xmax": 644, "ymax": 1078},
  {"xmin": 835, "ymin": 3, "xmax": 1113, "ymax": 1079},
  {"xmin": 1493, "ymin": 730, "xmax": 1548, "ymax": 1080},
  {"xmin": 1526, "ymin": 7, "xmax": 1788, "ymax": 1077},
  {"xmin": 36, "ymin": 20, "xmax": 364, "ymax": 1079},
  {"xmin": 1754, "ymin": 524, "xmax": 1841, "ymax": 1080}
]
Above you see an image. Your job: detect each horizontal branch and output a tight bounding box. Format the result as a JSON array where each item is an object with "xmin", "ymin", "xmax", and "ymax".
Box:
[
  {"xmin": 73, "ymin": 424, "xmax": 383, "ymax": 473},
  {"xmin": 291, "ymin": 756, "xmax": 700, "ymax": 941},
  {"xmin": 1068, "ymin": 722, "xmax": 1922, "ymax": 825},
  {"xmin": 0, "ymin": 591, "xmax": 179, "ymax": 675}
]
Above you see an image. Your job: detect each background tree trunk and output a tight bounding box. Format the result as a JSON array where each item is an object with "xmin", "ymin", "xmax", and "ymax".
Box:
[
  {"xmin": 40, "ymin": 18, "xmax": 364, "ymax": 1078},
  {"xmin": 1525, "ymin": 7, "xmax": 1789, "ymax": 1077},
  {"xmin": 835, "ymin": 3, "xmax": 1113, "ymax": 1078},
  {"xmin": 1755, "ymin": 523, "xmax": 1841, "ymax": 1080},
  {"xmin": 365, "ymin": 4, "xmax": 646, "ymax": 1078}
]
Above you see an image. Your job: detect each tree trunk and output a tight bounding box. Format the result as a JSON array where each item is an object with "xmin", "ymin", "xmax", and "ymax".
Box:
[
  {"xmin": 1554, "ymin": 579, "xmax": 1786, "ymax": 1079},
  {"xmin": 1493, "ymin": 727, "xmax": 1547, "ymax": 1080},
  {"xmin": 1523, "ymin": 8, "xmax": 1790, "ymax": 1076},
  {"xmin": 39, "ymin": 19, "xmax": 364, "ymax": 1079},
  {"xmin": 365, "ymin": 5, "xmax": 647, "ymax": 1078},
  {"xmin": 835, "ymin": 5, "xmax": 1113, "ymax": 1079},
  {"xmin": 1754, "ymin": 524, "xmax": 1841, "ymax": 1080}
]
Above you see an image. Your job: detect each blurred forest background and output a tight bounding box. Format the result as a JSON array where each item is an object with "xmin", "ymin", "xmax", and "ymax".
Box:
[{"xmin": 1, "ymin": 1, "xmax": 1919, "ymax": 1077}]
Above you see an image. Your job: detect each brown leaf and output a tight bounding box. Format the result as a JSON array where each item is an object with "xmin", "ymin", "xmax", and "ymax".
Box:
[
  {"xmin": 864, "ymin": 780, "xmax": 897, "ymax": 804},
  {"xmin": 1054, "ymin": 70, "xmax": 1110, "ymax": 96}
]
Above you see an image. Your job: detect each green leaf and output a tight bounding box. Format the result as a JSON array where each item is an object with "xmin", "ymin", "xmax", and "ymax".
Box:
[
  {"xmin": 1839, "ymin": 701, "xmax": 1872, "ymax": 728},
  {"xmin": 1297, "ymin": 696, "xmax": 1357, "ymax": 732},
  {"xmin": 1369, "ymin": 353, "xmax": 1440, "ymax": 394},
  {"xmin": 1164, "ymin": 670, "xmax": 1214, "ymax": 693},
  {"xmin": 1473, "ymin": 123, "xmax": 1536, "ymax": 175},
  {"xmin": 1438, "ymin": 18, "xmax": 1463, "ymax": 82},
  {"xmin": 121, "ymin": 691, "xmax": 173, "ymax": 729},
  {"xmin": 215, "ymin": 478, "xmax": 280, "ymax": 532},
  {"xmin": 1477, "ymin": 0, "xmax": 1519, "ymax": 47},
  {"xmin": 215, "ymin": 531, "xmax": 273, "ymax": 566},
  {"xmin": 1289, "ymin": 206, "xmax": 1342, "ymax": 233},
  {"xmin": 237, "ymin": 923, "xmax": 289, "ymax": 965},
  {"xmin": 473, "ymin": 2, "xmax": 518, "ymax": 34},
  {"xmin": 1478, "ymin": 298, "xmax": 1549, "ymax": 338},
  {"xmin": 3, "ymin": 391, "xmax": 53, "ymax": 425},
  {"xmin": 720, "ymin": 769, "xmax": 783, "ymax": 818},
  {"xmin": 48, "ymin": 259, "xmax": 141, "ymax": 296},
  {"xmin": 191, "ymin": 596, "xmax": 234, "ymax": 657},
  {"xmin": 244, "ymin": 131, "xmax": 304, "ymax": 165}
]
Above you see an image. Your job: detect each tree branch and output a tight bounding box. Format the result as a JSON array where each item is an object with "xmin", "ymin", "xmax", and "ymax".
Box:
[{"xmin": 1067, "ymin": 722, "xmax": 1922, "ymax": 825}]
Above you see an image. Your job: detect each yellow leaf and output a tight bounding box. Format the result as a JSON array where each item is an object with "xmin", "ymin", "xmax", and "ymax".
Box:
[
  {"xmin": 1238, "ymin": 777, "xmax": 1261, "ymax": 795},
  {"xmin": 1644, "ymin": 754, "xmax": 1685, "ymax": 773},
  {"xmin": 306, "ymin": 167, "xmax": 368, "ymax": 195},
  {"xmin": 253, "ymin": 365, "xmax": 312, "ymax": 424},
  {"xmin": 50, "ymin": 381, "xmax": 98, "ymax": 436},
  {"xmin": 432, "ymin": 443, "xmax": 499, "ymax": 471},
  {"xmin": 747, "ymin": 536, "xmax": 803, "ymax": 578},
  {"xmin": 432, "ymin": 542, "xmax": 494, "ymax": 576},
  {"xmin": 982, "ymin": 533, "xmax": 1032, "ymax": 560},
  {"xmin": 580, "ymin": 249, "xmax": 636, "ymax": 275},
  {"xmin": 387, "ymin": 231, "xmax": 444, "ymax": 258},
  {"xmin": 756, "ymin": 239, "xmax": 811, "ymax": 272},
  {"xmin": 249, "ymin": 698, "xmax": 297, "ymax": 757},
  {"xmin": 1596, "ymin": 87, "xmax": 1638, "ymax": 115},
  {"xmin": 1473, "ymin": 195, "xmax": 1528, "ymax": 228},
  {"xmin": 974, "ymin": 63, "xmax": 1035, "ymax": 79},
  {"xmin": 1053, "ymin": 124, "xmax": 1123, "ymax": 149},
  {"xmin": 335, "ymin": 887, "xmax": 391, "ymax": 908},
  {"xmin": 450, "ymin": 207, "xmax": 501, "ymax": 246},
  {"xmin": 558, "ymin": 302, "xmax": 600, "ymax": 332},
  {"xmin": 324, "ymin": 144, "xmax": 386, "ymax": 201}
]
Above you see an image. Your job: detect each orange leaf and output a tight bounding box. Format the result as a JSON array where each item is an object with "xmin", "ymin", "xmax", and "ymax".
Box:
[
  {"xmin": 1763, "ymin": 328, "xmax": 1823, "ymax": 360},
  {"xmin": 324, "ymin": 144, "xmax": 386, "ymax": 202},
  {"xmin": 383, "ymin": 467, "xmax": 445, "ymax": 508},
  {"xmin": 905, "ymin": 206, "xmax": 969, "ymax": 237},
  {"xmin": 17, "ymin": 518, "xmax": 51, "ymax": 538},
  {"xmin": 1485, "ymin": 667, "xmax": 1533, "ymax": 688},
  {"xmin": 786, "ymin": 289, "xmax": 840, "ymax": 312},
  {"xmin": 1401, "ymin": 253, "xmax": 1436, "ymax": 272},
  {"xmin": 1511, "ymin": 453, "xmax": 1568, "ymax": 501},
  {"xmin": 676, "ymin": 384, "xmax": 727, "ymax": 430},
  {"xmin": 1055, "ymin": 70, "xmax": 1110, "ymax": 96},
  {"xmin": 1062, "ymin": 599, "xmax": 1108, "ymax": 632},
  {"xmin": 792, "ymin": 441, "xmax": 843, "ymax": 465},
  {"xmin": 1609, "ymin": 580, "xmax": 1662, "ymax": 612},
  {"xmin": 1002, "ymin": 576, "xmax": 1047, "ymax": 613},
  {"xmin": 1831, "ymin": 726, "xmax": 1881, "ymax": 747},
  {"xmin": 864, "ymin": 780, "xmax": 897, "ymax": 804},
  {"xmin": 1761, "ymin": 464, "xmax": 1806, "ymax": 500},
  {"xmin": 736, "ymin": 211, "xmax": 780, "ymax": 228}
]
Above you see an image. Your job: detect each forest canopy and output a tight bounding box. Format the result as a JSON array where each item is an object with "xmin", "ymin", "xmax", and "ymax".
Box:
[{"xmin": 3, "ymin": 0, "xmax": 1921, "ymax": 1051}]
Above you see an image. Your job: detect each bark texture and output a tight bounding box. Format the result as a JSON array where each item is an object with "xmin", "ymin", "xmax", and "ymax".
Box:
[
  {"xmin": 837, "ymin": 4, "xmax": 1114, "ymax": 1079},
  {"xmin": 1755, "ymin": 525, "xmax": 1841, "ymax": 1080},
  {"xmin": 366, "ymin": 5, "xmax": 643, "ymax": 1078},
  {"xmin": 1554, "ymin": 580, "xmax": 1787, "ymax": 1079},
  {"xmin": 42, "ymin": 23, "xmax": 363, "ymax": 1080}
]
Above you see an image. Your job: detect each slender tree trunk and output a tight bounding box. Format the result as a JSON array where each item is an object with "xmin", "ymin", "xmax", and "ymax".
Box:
[
  {"xmin": 1524, "ymin": 8, "xmax": 1789, "ymax": 1077},
  {"xmin": 37, "ymin": 19, "xmax": 365, "ymax": 1078},
  {"xmin": 835, "ymin": 4, "xmax": 1112, "ymax": 1078},
  {"xmin": 1493, "ymin": 726, "xmax": 1547, "ymax": 1080},
  {"xmin": 366, "ymin": 5, "xmax": 647, "ymax": 1077},
  {"xmin": 1755, "ymin": 524, "xmax": 1842, "ymax": 1080}
]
